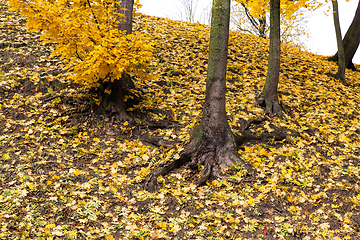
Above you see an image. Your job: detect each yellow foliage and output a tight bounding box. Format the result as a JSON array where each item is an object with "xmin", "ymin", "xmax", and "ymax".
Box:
[
  {"xmin": 237, "ymin": 0, "xmax": 324, "ymax": 18},
  {"xmin": 8, "ymin": 0, "xmax": 153, "ymax": 90}
]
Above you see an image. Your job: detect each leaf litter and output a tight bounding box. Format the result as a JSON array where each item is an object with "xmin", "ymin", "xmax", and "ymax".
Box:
[{"xmin": 1, "ymin": 1, "xmax": 360, "ymax": 239}]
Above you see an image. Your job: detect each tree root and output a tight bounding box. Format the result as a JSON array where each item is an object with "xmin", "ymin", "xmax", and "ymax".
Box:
[
  {"xmin": 242, "ymin": 117, "xmax": 267, "ymax": 131},
  {"xmin": 146, "ymin": 124, "xmax": 245, "ymax": 191},
  {"xmin": 256, "ymin": 93, "xmax": 283, "ymax": 117},
  {"xmin": 145, "ymin": 139, "xmax": 198, "ymax": 192},
  {"xmin": 145, "ymin": 120, "xmax": 298, "ymax": 192},
  {"xmin": 140, "ymin": 135, "xmax": 179, "ymax": 148}
]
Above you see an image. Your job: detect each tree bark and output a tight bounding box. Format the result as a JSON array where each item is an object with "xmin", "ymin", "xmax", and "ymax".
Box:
[
  {"xmin": 328, "ymin": 0, "xmax": 360, "ymax": 71},
  {"xmin": 99, "ymin": 74, "xmax": 135, "ymax": 122},
  {"xmin": 332, "ymin": 0, "xmax": 346, "ymax": 83},
  {"xmin": 256, "ymin": 0, "xmax": 281, "ymax": 116},
  {"xmin": 99, "ymin": 0, "xmax": 135, "ymax": 122},
  {"xmin": 117, "ymin": 0, "xmax": 134, "ymax": 34},
  {"xmin": 146, "ymin": 0, "xmax": 244, "ymax": 192}
]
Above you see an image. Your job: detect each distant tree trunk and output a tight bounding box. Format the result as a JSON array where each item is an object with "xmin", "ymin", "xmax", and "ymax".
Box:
[
  {"xmin": 256, "ymin": 0, "xmax": 281, "ymax": 116},
  {"xmin": 328, "ymin": 0, "xmax": 360, "ymax": 71},
  {"xmin": 332, "ymin": 0, "xmax": 346, "ymax": 83},
  {"xmin": 258, "ymin": 16, "xmax": 267, "ymax": 39},
  {"xmin": 101, "ymin": 0, "xmax": 135, "ymax": 122},
  {"xmin": 239, "ymin": 2, "xmax": 268, "ymax": 39},
  {"xmin": 146, "ymin": 0, "xmax": 244, "ymax": 192},
  {"xmin": 176, "ymin": 0, "xmax": 200, "ymax": 23}
]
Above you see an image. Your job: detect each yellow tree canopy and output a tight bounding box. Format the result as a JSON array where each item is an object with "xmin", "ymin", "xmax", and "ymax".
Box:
[
  {"xmin": 8, "ymin": 0, "xmax": 153, "ymax": 90},
  {"xmin": 237, "ymin": 0, "xmax": 324, "ymax": 20}
]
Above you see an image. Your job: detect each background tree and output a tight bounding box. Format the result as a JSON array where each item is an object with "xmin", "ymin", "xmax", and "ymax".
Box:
[
  {"xmin": 256, "ymin": 0, "xmax": 281, "ymax": 116},
  {"xmin": 147, "ymin": 0, "xmax": 243, "ymax": 191},
  {"xmin": 176, "ymin": 0, "xmax": 200, "ymax": 22},
  {"xmin": 231, "ymin": 1, "xmax": 267, "ymax": 38},
  {"xmin": 239, "ymin": 0, "xmax": 323, "ymax": 115},
  {"xmin": 331, "ymin": 0, "xmax": 346, "ymax": 83},
  {"xmin": 175, "ymin": 0, "xmax": 212, "ymax": 24},
  {"xmin": 9, "ymin": 0, "xmax": 152, "ymax": 121},
  {"xmin": 328, "ymin": 0, "xmax": 360, "ymax": 71},
  {"xmin": 232, "ymin": 0, "xmax": 321, "ymax": 49}
]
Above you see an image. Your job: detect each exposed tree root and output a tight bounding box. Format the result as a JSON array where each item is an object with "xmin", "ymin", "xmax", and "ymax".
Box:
[
  {"xmin": 140, "ymin": 135, "xmax": 179, "ymax": 148},
  {"xmin": 145, "ymin": 120, "xmax": 299, "ymax": 192},
  {"xmin": 256, "ymin": 93, "xmax": 283, "ymax": 117},
  {"xmin": 145, "ymin": 139, "xmax": 198, "ymax": 192},
  {"xmin": 146, "ymin": 125, "xmax": 244, "ymax": 192},
  {"xmin": 242, "ymin": 117, "xmax": 267, "ymax": 131}
]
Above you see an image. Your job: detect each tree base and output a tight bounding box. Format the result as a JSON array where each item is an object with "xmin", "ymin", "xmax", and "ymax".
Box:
[
  {"xmin": 146, "ymin": 126, "xmax": 243, "ymax": 192},
  {"xmin": 99, "ymin": 74, "xmax": 137, "ymax": 124},
  {"xmin": 256, "ymin": 92, "xmax": 282, "ymax": 117},
  {"xmin": 145, "ymin": 119, "xmax": 298, "ymax": 192},
  {"xmin": 327, "ymin": 55, "xmax": 357, "ymax": 71}
]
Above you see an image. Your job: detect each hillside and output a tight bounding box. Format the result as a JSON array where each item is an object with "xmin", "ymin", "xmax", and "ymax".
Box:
[{"xmin": 1, "ymin": 2, "xmax": 360, "ymax": 239}]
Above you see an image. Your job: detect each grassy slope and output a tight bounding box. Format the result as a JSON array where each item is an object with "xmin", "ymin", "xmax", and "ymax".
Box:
[{"xmin": 1, "ymin": 2, "xmax": 360, "ymax": 239}]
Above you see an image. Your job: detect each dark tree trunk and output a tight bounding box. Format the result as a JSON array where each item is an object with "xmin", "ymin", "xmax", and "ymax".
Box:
[
  {"xmin": 146, "ymin": 0, "xmax": 244, "ymax": 192},
  {"xmin": 332, "ymin": 0, "xmax": 346, "ymax": 83},
  {"xmin": 100, "ymin": 0, "xmax": 135, "ymax": 122},
  {"xmin": 256, "ymin": 0, "xmax": 281, "ymax": 116},
  {"xmin": 99, "ymin": 75, "xmax": 135, "ymax": 122},
  {"xmin": 328, "ymin": 0, "xmax": 360, "ymax": 71}
]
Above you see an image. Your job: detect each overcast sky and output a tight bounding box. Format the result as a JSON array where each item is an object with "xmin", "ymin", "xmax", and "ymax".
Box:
[{"xmin": 140, "ymin": 0, "xmax": 360, "ymax": 64}]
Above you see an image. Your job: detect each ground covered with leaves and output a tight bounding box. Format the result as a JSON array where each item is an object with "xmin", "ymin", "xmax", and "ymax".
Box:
[{"xmin": 1, "ymin": 2, "xmax": 360, "ymax": 239}]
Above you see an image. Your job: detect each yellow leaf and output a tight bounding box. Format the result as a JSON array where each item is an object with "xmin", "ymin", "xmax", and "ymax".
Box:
[
  {"xmin": 247, "ymin": 198, "xmax": 255, "ymax": 207},
  {"xmin": 259, "ymin": 148, "xmax": 268, "ymax": 156},
  {"xmin": 3, "ymin": 154, "xmax": 10, "ymax": 160},
  {"xmin": 157, "ymin": 176, "xmax": 165, "ymax": 184}
]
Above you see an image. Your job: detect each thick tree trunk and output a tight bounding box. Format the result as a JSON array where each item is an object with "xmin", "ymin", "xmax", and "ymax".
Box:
[
  {"xmin": 99, "ymin": 75, "xmax": 135, "ymax": 122},
  {"xmin": 146, "ymin": 0, "xmax": 243, "ymax": 192},
  {"xmin": 256, "ymin": 0, "xmax": 281, "ymax": 116},
  {"xmin": 100, "ymin": 0, "xmax": 135, "ymax": 122},
  {"xmin": 332, "ymin": 0, "xmax": 346, "ymax": 83},
  {"xmin": 328, "ymin": 1, "xmax": 360, "ymax": 71},
  {"xmin": 198, "ymin": 0, "xmax": 240, "ymax": 173}
]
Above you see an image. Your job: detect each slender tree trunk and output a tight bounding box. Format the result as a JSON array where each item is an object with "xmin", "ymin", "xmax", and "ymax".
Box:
[
  {"xmin": 117, "ymin": 0, "xmax": 134, "ymax": 34},
  {"xmin": 258, "ymin": 15, "xmax": 267, "ymax": 39},
  {"xmin": 146, "ymin": 0, "xmax": 243, "ymax": 192},
  {"xmin": 328, "ymin": 0, "xmax": 360, "ymax": 71},
  {"xmin": 100, "ymin": 0, "xmax": 135, "ymax": 122},
  {"xmin": 256, "ymin": 0, "xmax": 281, "ymax": 116},
  {"xmin": 332, "ymin": 0, "xmax": 346, "ymax": 83}
]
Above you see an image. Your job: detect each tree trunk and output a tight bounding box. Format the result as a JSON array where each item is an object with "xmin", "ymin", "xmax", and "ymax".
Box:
[
  {"xmin": 332, "ymin": 0, "xmax": 346, "ymax": 83},
  {"xmin": 99, "ymin": 75, "xmax": 135, "ymax": 122},
  {"xmin": 256, "ymin": 0, "xmax": 281, "ymax": 116},
  {"xmin": 117, "ymin": 0, "xmax": 134, "ymax": 34},
  {"xmin": 328, "ymin": 0, "xmax": 360, "ymax": 71},
  {"xmin": 146, "ymin": 0, "xmax": 244, "ymax": 192},
  {"xmin": 258, "ymin": 15, "xmax": 267, "ymax": 39},
  {"xmin": 100, "ymin": 0, "xmax": 135, "ymax": 122}
]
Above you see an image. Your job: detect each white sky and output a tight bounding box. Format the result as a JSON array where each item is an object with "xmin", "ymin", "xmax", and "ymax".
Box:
[{"xmin": 140, "ymin": 0, "xmax": 360, "ymax": 64}]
